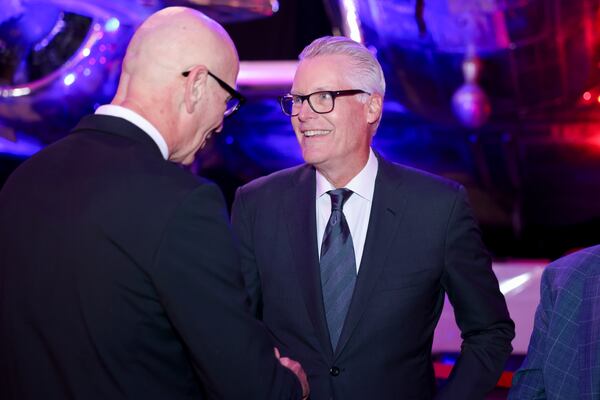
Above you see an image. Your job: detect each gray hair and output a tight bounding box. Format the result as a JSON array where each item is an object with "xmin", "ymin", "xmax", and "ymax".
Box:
[{"xmin": 299, "ymin": 36, "xmax": 386, "ymax": 97}]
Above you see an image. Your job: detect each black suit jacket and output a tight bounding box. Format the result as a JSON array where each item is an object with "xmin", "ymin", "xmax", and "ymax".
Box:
[
  {"xmin": 231, "ymin": 156, "xmax": 515, "ymax": 400},
  {"xmin": 0, "ymin": 115, "xmax": 302, "ymax": 399}
]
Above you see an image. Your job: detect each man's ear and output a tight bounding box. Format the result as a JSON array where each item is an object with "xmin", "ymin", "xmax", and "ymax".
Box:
[
  {"xmin": 366, "ymin": 93, "xmax": 383, "ymax": 125},
  {"xmin": 183, "ymin": 65, "xmax": 208, "ymax": 114}
]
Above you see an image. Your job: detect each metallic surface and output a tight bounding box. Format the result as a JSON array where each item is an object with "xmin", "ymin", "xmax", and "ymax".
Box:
[
  {"xmin": 0, "ymin": 0, "xmax": 598, "ymax": 256},
  {"xmin": 348, "ymin": 0, "xmax": 600, "ymax": 124},
  {"xmin": 0, "ymin": 0, "xmax": 279, "ymax": 142},
  {"xmin": 324, "ymin": 0, "xmax": 600, "ymax": 248},
  {"xmin": 163, "ymin": 0, "xmax": 279, "ymax": 23}
]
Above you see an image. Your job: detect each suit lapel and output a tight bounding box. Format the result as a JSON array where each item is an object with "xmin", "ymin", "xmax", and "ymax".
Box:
[
  {"xmin": 284, "ymin": 166, "xmax": 334, "ymax": 359},
  {"xmin": 335, "ymin": 157, "xmax": 408, "ymax": 356}
]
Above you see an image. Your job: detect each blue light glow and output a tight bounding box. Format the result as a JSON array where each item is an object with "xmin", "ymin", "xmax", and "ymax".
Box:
[
  {"xmin": 0, "ymin": 133, "xmax": 43, "ymax": 157},
  {"xmin": 63, "ymin": 73, "xmax": 76, "ymax": 86},
  {"xmin": 104, "ymin": 17, "xmax": 120, "ymax": 32},
  {"xmin": 440, "ymin": 354, "xmax": 458, "ymax": 365}
]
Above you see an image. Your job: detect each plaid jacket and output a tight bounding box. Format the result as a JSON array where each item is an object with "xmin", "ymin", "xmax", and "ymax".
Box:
[{"xmin": 509, "ymin": 244, "xmax": 600, "ymax": 399}]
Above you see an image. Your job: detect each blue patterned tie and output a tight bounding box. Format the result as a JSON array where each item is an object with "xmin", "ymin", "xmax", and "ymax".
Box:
[{"xmin": 320, "ymin": 188, "xmax": 356, "ymax": 350}]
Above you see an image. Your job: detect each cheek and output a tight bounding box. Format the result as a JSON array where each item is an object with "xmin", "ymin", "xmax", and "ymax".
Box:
[
  {"xmin": 291, "ymin": 118, "xmax": 299, "ymax": 130},
  {"xmin": 291, "ymin": 119, "xmax": 302, "ymax": 139},
  {"xmin": 342, "ymin": 109, "xmax": 367, "ymax": 140},
  {"xmin": 204, "ymin": 109, "xmax": 221, "ymax": 130}
]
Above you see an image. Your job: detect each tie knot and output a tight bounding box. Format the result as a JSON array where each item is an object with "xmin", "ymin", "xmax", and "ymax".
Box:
[{"xmin": 328, "ymin": 188, "xmax": 353, "ymax": 211}]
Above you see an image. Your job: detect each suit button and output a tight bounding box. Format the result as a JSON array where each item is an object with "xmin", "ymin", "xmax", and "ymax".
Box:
[{"xmin": 329, "ymin": 366, "xmax": 340, "ymax": 376}]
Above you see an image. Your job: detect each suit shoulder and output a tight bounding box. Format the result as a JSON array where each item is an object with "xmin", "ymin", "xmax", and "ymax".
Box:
[
  {"xmin": 383, "ymin": 160, "xmax": 463, "ymax": 198},
  {"xmin": 237, "ymin": 164, "xmax": 308, "ymax": 197},
  {"xmin": 545, "ymin": 245, "xmax": 600, "ymax": 285}
]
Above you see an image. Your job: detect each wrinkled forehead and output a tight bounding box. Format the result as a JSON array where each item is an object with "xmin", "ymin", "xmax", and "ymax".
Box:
[{"xmin": 291, "ymin": 54, "xmax": 353, "ymax": 94}]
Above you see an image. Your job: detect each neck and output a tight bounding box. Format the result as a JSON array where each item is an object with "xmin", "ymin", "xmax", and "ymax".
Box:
[
  {"xmin": 316, "ymin": 152, "xmax": 370, "ymax": 188},
  {"xmin": 112, "ymin": 98, "xmax": 146, "ymax": 119},
  {"xmin": 113, "ymin": 98, "xmax": 174, "ymax": 149},
  {"xmin": 314, "ymin": 147, "xmax": 371, "ymax": 189}
]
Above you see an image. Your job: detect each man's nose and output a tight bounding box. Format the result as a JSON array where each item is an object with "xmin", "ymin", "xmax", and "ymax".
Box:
[{"xmin": 297, "ymin": 99, "xmax": 316, "ymax": 121}]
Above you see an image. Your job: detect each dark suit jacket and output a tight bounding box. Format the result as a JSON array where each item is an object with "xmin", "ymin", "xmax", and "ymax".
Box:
[
  {"xmin": 0, "ymin": 115, "xmax": 302, "ymax": 400},
  {"xmin": 509, "ymin": 245, "xmax": 600, "ymax": 400},
  {"xmin": 231, "ymin": 156, "xmax": 515, "ymax": 400}
]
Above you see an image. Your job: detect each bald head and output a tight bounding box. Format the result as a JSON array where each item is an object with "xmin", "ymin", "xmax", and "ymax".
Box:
[
  {"xmin": 111, "ymin": 7, "xmax": 240, "ymax": 164},
  {"xmin": 123, "ymin": 7, "xmax": 237, "ymax": 81}
]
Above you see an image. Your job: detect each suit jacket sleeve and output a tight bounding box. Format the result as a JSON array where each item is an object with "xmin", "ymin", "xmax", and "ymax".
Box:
[
  {"xmin": 436, "ymin": 186, "xmax": 515, "ymax": 400},
  {"xmin": 507, "ymin": 267, "xmax": 551, "ymax": 399},
  {"xmin": 150, "ymin": 182, "xmax": 301, "ymax": 399},
  {"xmin": 231, "ymin": 186, "xmax": 263, "ymax": 318}
]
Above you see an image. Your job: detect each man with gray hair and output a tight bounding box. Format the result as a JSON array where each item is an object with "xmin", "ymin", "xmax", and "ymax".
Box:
[{"xmin": 231, "ymin": 36, "xmax": 514, "ymax": 399}]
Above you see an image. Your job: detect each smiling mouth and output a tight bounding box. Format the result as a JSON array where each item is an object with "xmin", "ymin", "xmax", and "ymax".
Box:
[{"xmin": 302, "ymin": 129, "xmax": 331, "ymax": 137}]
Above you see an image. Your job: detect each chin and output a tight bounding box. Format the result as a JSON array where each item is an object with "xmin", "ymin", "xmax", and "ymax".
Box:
[
  {"xmin": 302, "ymin": 155, "xmax": 329, "ymax": 169},
  {"xmin": 301, "ymin": 148, "xmax": 328, "ymax": 165}
]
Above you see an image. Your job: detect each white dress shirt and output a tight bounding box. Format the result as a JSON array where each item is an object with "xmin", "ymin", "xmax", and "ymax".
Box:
[
  {"xmin": 316, "ymin": 149, "xmax": 378, "ymax": 272},
  {"xmin": 95, "ymin": 104, "xmax": 169, "ymax": 160}
]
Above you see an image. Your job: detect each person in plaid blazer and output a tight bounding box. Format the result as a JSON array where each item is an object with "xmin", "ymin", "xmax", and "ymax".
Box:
[{"xmin": 509, "ymin": 244, "xmax": 600, "ymax": 399}]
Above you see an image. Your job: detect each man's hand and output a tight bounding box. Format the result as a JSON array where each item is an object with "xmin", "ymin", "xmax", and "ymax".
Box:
[{"xmin": 274, "ymin": 347, "xmax": 309, "ymax": 399}]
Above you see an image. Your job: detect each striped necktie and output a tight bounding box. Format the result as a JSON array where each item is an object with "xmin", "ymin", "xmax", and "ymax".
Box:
[{"xmin": 320, "ymin": 188, "xmax": 356, "ymax": 350}]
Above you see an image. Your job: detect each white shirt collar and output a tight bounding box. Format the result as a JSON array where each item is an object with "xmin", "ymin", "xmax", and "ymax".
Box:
[
  {"xmin": 95, "ymin": 104, "xmax": 169, "ymax": 160},
  {"xmin": 316, "ymin": 149, "xmax": 379, "ymax": 200}
]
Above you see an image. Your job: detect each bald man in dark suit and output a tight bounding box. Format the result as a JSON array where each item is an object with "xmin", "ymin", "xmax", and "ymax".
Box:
[{"xmin": 0, "ymin": 7, "xmax": 307, "ymax": 399}]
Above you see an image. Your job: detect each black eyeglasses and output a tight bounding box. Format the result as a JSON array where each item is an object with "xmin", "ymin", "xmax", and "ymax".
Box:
[
  {"xmin": 182, "ymin": 70, "xmax": 246, "ymax": 118},
  {"xmin": 279, "ymin": 89, "xmax": 370, "ymax": 117}
]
